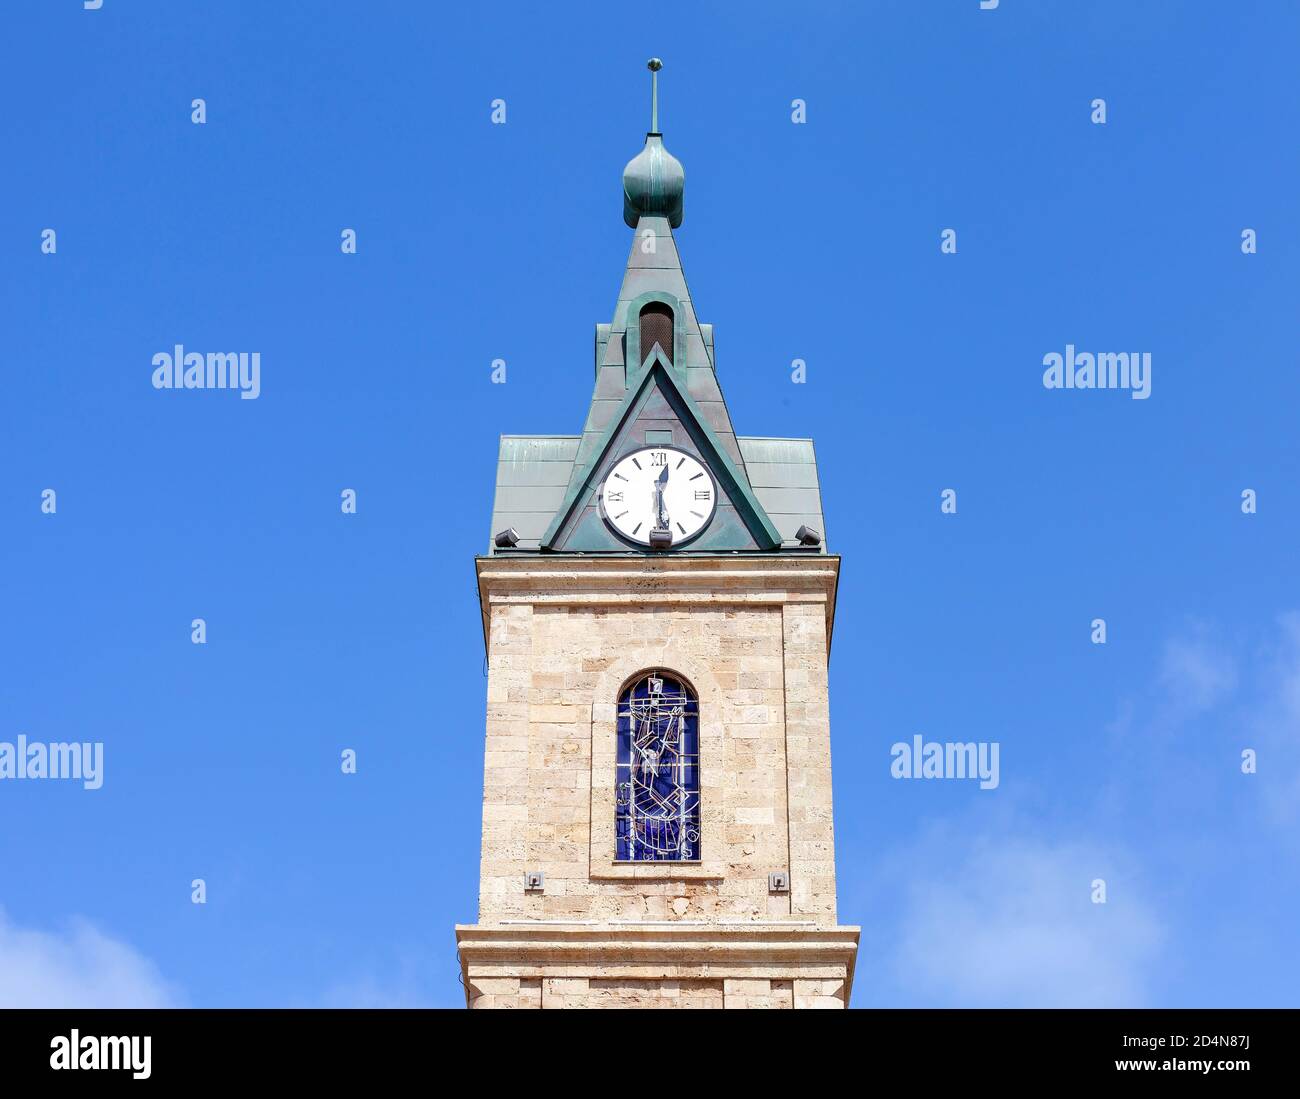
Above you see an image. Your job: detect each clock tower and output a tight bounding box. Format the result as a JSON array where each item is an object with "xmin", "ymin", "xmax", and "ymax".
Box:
[{"xmin": 455, "ymin": 61, "xmax": 859, "ymax": 1009}]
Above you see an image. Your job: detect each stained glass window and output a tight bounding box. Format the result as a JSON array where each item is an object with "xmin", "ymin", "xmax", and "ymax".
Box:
[{"xmin": 616, "ymin": 671, "xmax": 701, "ymax": 862}]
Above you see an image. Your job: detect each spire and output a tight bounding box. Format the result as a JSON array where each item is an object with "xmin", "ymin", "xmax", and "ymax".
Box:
[{"xmin": 622, "ymin": 58, "xmax": 684, "ymax": 228}]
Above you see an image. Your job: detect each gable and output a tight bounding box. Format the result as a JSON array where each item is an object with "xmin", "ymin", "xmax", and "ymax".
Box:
[
  {"xmin": 572, "ymin": 217, "xmax": 749, "ymax": 481},
  {"xmin": 543, "ymin": 353, "xmax": 781, "ymax": 552}
]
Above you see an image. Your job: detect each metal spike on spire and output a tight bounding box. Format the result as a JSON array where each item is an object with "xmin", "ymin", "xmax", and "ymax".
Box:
[
  {"xmin": 622, "ymin": 59, "xmax": 683, "ymax": 227},
  {"xmin": 648, "ymin": 58, "xmax": 663, "ymax": 133}
]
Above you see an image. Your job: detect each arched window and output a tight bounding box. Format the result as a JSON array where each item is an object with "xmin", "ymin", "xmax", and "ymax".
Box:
[
  {"xmin": 638, "ymin": 302, "xmax": 674, "ymax": 365},
  {"xmin": 616, "ymin": 671, "xmax": 700, "ymax": 861}
]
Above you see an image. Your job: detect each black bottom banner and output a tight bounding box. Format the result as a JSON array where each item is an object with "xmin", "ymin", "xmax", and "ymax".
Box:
[{"xmin": 0, "ymin": 1007, "xmax": 1288, "ymax": 1086}]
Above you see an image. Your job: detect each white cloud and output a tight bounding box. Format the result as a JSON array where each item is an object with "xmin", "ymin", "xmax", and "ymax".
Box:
[
  {"xmin": 1159, "ymin": 631, "xmax": 1237, "ymax": 714},
  {"xmin": 1141, "ymin": 612, "xmax": 1300, "ymax": 829},
  {"xmin": 857, "ymin": 613, "xmax": 1296, "ymax": 1008},
  {"xmin": 314, "ymin": 974, "xmax": 436, "ymax": 1009},
  {"xmin": 307, "ymin": 948, "xmax": 443, "ymax": 1008},
  {"xmin": 0, "ymin": 907, "xmax": 179, "ymax": 1008},
  {"xmin": 1247, "ymin": 612, "xmax": 1300, "ymax": 827},
  {"xmin": 878, "ymin": 828, "xmax": 1163, "ymax": 1007}
]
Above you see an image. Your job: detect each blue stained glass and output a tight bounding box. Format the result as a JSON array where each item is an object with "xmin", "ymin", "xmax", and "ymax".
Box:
[{"xmin": 615, "ymin": 672, "xmax": 701, "ymax": 862}]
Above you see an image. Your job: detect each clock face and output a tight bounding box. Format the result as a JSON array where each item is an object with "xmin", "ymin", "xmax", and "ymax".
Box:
[{"xmin": 599, "ymin": 446, "xmax": 717, "ymax": 547}]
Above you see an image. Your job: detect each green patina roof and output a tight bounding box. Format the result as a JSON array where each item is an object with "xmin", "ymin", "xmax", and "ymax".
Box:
[
  {"xmin": 484, "ymin": 121, "xmax": 826, "ymax": 557},
  {"xmin": 489, "ymin": 434, "xmax": 826, "ymax": 554}
]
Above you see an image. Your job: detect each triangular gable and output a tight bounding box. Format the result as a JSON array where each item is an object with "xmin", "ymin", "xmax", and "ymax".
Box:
[
  {"xmin": 542, "ymin": 346, "xmax": 782, "ymax": 552},
  {"xmin": 573, "ymin": 216, "xmax": 749, "ymax": 481}
]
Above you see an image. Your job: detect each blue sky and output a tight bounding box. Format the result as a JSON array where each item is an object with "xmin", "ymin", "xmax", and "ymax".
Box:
[{"xmin": 1, "ymin": 0, "xmax": 1297, "ymax": 1008}]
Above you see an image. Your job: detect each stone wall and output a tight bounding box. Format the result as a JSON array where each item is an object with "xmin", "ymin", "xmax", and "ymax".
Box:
[{"xmin": 459, "ymin": 556, "xmax": 857, "ymax": 1008}]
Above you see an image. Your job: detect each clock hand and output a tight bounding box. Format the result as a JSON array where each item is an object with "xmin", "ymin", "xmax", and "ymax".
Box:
[{"xmin": 655, "ymin": 464, "xmax": 670, "ymax": 528}]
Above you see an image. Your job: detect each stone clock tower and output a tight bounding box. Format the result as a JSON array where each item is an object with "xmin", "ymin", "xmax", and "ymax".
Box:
[{"xmin": 455, "ymin": 61, "xmax": 859, "ymax": 1009}]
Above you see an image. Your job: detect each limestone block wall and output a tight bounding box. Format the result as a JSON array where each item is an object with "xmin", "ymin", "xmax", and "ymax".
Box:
[{"xmin": 472, "ymin": 557, "xmax": 843, "ymax": 928}]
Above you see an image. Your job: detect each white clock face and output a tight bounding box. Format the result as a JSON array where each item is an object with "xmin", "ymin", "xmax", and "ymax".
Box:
[{"xmin": 599, "ymin": 446, "xmax": 717, "ymax": 547}]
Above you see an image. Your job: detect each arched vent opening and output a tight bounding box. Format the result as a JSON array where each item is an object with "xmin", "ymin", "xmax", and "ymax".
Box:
[{"xmin": 638, "ymin": 302, "xmax": 674, "ymax": 365}]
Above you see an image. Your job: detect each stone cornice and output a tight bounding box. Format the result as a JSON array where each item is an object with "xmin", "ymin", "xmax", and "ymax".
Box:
[
  {"xmin": 455, "ymin": 922, "xmax": 860, "ymax": 999},
  {"xmin": 475, "ymin": 554, "xmax": 841, "ymax": 657}
]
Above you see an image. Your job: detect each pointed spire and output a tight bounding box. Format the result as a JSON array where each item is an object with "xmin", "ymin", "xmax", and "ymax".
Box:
[{"xmin": 623, "ymin": 59, "xmax": 684, "ymax": 228}]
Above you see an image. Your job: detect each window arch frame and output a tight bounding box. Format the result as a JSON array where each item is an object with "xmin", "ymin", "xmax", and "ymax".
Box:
[
  {"xmin": 623, "ymin": 290, "xmax": 683, "ymax": 376},
  {"xmin": 589, "ymin": 652, "xmax": 725, "ymax": 881},
  {"xmin": 637, "ymin": 302, "xmax": 675, "ymax": 366}
]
